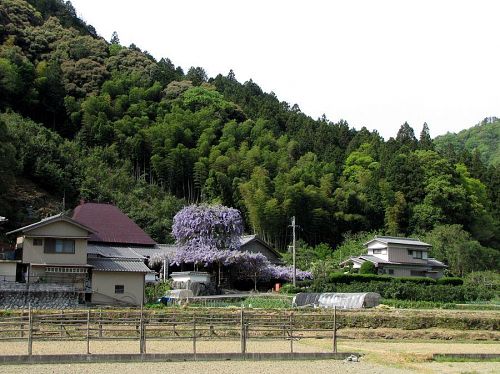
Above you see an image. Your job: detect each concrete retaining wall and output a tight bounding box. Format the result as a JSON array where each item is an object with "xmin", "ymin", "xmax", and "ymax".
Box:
[{"xmin": 0, "ymin": 352, "xmax": 357, "ymax": 364}]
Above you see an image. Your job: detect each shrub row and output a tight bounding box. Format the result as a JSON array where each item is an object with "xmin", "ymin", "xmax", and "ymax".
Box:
[
  {"xmin": 381, "ymin": 299, "xmax": 500, "ymax": 310},
  {"xmin": 327, "ymin": 273, "xmax": 463, "ymax": 286},
  {"xmin": 311, "ymin": 281, "xmax": 493, "ymax": 303}
]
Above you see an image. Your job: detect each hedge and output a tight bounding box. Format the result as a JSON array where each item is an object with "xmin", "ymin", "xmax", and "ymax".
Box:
[
  {"xmin": 311, "ymin": 281, "xmax": 494, "ymax": 303},
  {"xmin": 328, "ymin": 273, "xmax": 392, "ymax": 284},
  {"xmin": 327, "ymin": 273, "xmax": 464, "ymax": 286},
  {"xmin": 437, "ymin": 277, "xmax": 464, "ymax": 286}
]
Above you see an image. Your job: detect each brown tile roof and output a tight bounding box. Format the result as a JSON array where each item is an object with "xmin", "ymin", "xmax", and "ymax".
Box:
[{"xmin": 72, "ymin": 203, "xmax": 156, "ymax": 246}]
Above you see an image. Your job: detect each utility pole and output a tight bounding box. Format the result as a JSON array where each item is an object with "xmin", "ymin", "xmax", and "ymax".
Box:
[{"xmin": 291, "ymin": 216, "xmax": 296, "ymax": 286}]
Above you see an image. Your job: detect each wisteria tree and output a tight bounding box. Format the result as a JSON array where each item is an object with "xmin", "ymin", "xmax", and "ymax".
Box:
[
  {"xmin": 171, "ymin": 204, "xmax": 244, "ymax": 286},
  {"xmin": 172, "ymin": 204, "xmax": 244, "ymax": 265},
  {"xmin": 171, "ymin": 204, "xmax": 312, "ymax": 289}
]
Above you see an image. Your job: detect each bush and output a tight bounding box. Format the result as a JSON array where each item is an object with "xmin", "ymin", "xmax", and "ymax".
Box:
[
  {"xmin": 396, "ymin": 276, "xmax": 436, "ymax": 285},
  {"xmin": 359, "ymin": 261, "xmax": 377, "ymax": 274},
  {"xmin": 328, "ymin": 272, "xmax": 391, "ymax": 284},
  {"xmin": 312, "ymin": 281, "xmax": 495, "ymax": 303},
  {"xmin": 296, "ymin": 279, "xmax": 313, "ymax": 288},
  {"xmin": 464, "ymin": 271, "xmax": 499, "ymax": 290},
  {"xmin": 145, "ymin": 281, "xmax": 171, "ymax": 303},
  {"xmin": 279, "ymin": 283, "xmax": 304, "ymax": 294},
  {"xmin": 381, "ymin": 299, "xmax": 456, "ymax": 309},
  {"xmin": 437, "ymin": 277, "xmax": 464, "ymax": 286}
]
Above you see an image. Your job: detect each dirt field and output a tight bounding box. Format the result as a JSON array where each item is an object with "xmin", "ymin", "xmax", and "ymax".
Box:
[{"xmin": 0, "ymin": 338, "xmax": 498, "ymax": 373}]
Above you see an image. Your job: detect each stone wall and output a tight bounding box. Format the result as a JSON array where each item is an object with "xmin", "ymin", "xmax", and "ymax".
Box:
[{"xmin": 0, "ymin": 290, "xmax": 80, "ymax": 309}]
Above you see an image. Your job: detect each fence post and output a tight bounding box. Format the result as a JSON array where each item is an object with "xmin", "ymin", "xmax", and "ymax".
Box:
[
  {"xmin": 332, "ymin": 306, "xmax": 337, "ymax": 353},
  {"xmin": 20, "ymin": 309, "xmax": 24, "ymax": 338},
  {"xmin": 192, "ymin": 316, "xmax": 197, "ymax": 359},
  {"xmin": 27, "ymin": 304, "xmax": 32, "ymax": 356},
  {"xmin": 86, "ymin": 310, "xmax": 90, "ymax": 354},
  {"xmin": 139, "ymin": 305, "xmax": 144, "ymax": 354},
  {"xmin": 98, "ymin": 309, "xmax": 103, "ymax": 338},
  {"xmin": 240, "ymin": 309, "xmax": 246, "ymax": 354},
  {"xmin": 143, "ymin": 309, "xmax": 147, "ymax": 354},
  {"xmin": 60, "ymin": 309, "xmax": 64, "ymax": 337},
  {"xmin": 289, "ymin": 312, "xmax": 294, "ymax": 354}
]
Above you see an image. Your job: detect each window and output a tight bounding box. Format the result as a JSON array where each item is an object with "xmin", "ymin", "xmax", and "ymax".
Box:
[
  {"xmin": 33, "ymin": 238, "xmax": 43, "ymax": 246},
  {"xmin": 373, "ymin": 249, "xmax": 386, "ymax": 254},
  {"xmin": 388, "ymin": 269, "xmax": 394, "ymax": 275},
  {"xmin": 408, "ymin": 250, "xmax": 423, "ymax": 259},
  {"xmin": 115, "ymin": 285, "xmax": 124, "ymax": 294},
  {"xmin": 44, "ymin": 238, "xmax": 75, "ymax": 254},
  {"xmin": 410, "ymin": 270, "xmax": 426, "ymax": 277}
]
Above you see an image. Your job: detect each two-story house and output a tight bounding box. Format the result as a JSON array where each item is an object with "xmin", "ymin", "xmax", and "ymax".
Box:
[
  {"xmin": 341, "ymin": 236, "xmax": 446, "ymax": 278},
  {"xmin": 4, "ymin": 209, "xmax": 152, "ymax": 307},
  {"xmin": 6, "ymin": 213, "xmax": 94, "ymax": 294}
]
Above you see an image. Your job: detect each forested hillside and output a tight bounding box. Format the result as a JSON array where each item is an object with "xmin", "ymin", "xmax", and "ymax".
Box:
[
  {"xmin": 0, "ymin": 0, "xmax": 499, "ymax": 275},
  {"xmin": 434, "ymin": 117, "xmax": 500, "ymax": 167}
]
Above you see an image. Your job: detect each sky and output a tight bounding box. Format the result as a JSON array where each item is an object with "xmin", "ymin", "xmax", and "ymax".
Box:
[{"xmin": 70, "ymin": 0, "xmax": 500, "ymax": 139}]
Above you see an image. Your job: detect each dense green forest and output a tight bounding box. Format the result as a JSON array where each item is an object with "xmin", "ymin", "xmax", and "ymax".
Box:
[
  {"xmin": 0, "ymin": 0, "xmax": 499, "ymax": 276},
  {"xmin": 434, "ymin": 117, "xmax": 500, "ymax": 167}
]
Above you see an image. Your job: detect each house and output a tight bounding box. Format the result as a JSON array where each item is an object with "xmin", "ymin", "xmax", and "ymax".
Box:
[
  {"xmin": 239, "ymin": 235, "xmax": 282, "ymax": 264},
  {"xmin": 341, "ymin": 236, "xmax": 446, "ymax": 278},
  {"xmin": 140, "ymin": 235, "xmax": 282, "ymax": 265},
  {"xmin": 2, "ymin": 202, "xmax": 284, "ymax": 307},
  {"xmin": 72, "ymin": 203, "xmax": 156, "ymax": 246},
  {"xmin": 71, "ymin": 202, "xmax": 157, "ymax": 305},
  {"xmin": 3, "ymin": 205, "xmax": 153, "ymax": 308},
  {"xmin": 4, "ymin": 213, "xmax": 95, "ymax": 308}
]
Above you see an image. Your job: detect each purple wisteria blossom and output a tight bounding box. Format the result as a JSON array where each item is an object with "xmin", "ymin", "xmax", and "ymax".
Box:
[{"xmin": 170, "ymin": 204, "xmax": 312, "ymax": 287}]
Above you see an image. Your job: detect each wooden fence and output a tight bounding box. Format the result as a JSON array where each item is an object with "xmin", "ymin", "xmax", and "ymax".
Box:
[{"xmin": 0, "ymin": 307, "xmax": 339, "ymax": 356}]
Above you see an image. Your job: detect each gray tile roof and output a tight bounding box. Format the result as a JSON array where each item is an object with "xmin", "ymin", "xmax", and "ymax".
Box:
[
  {"xmin": 427, "ymin": 258, "xmax": 447, "ymax": 268},
  {"xmin": 87, "ymin": 257, "xmax": 152, "ymax": 273},
  {"xmin": 359, "ymin": 255, "xmax": 390, "ymax": 265},
  {"xmin": 240, "ymin": 235, "xmax": 257, "ymax": 246},
  {"xmin": 87, "ymin": 244, "xmax": 178, "ymax": 260},
  {"xmin": 140, "ymin": 244, "xmax": 178, "ymax": 259},
  {"xmin": 6, "ymin": 213, "xmax": 95, "ymax": 236},
  {"xmin": 347, "ymin": 255, "xmax": 447, "ymax": 269},
  {"xmin": 87, "ymin": 237, "xmax": 280, "ymax": 264},
  {"xmin": 366, "ymin": 236, "xmax": 431, "ymax": 247}
]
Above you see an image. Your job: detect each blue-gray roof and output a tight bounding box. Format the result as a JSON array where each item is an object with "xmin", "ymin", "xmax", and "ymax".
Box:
[
  {"xmin": 365, "ymin": 236, "xmax": 431, "ymax": 247},
  {"xmin": 87, "ymin": 257, "xmax": 152, "ymax": 273},
  {"xmin": 347, "ymin": 255, "xmax": 446, "ymax": 268},
  {"xmin": 87, "ymin": 244, "xmax": 178, "ymax": 260}
]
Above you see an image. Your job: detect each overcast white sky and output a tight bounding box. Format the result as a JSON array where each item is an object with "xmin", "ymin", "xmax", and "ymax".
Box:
[{"xmin": 70, "ymin": 0, "xmax": 499, "ymax": 139}]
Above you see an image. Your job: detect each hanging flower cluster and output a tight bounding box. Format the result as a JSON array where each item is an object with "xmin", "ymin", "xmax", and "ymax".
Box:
[
  {"xmin": 171, "ymin": 204, "xmax": 312, "ymax": 282},
  {"xmin": 172, "ymin": 204, "xmax": 244, "ymax": 251}
]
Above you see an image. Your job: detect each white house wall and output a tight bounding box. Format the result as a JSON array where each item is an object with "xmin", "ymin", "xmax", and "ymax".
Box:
[
  {"xmin": 0, "ymin": 261, "xmax": 17, "ymax": 280},
  {"xmin": 22, "ymin": 237, "xmax": 88, "ymax": 265},
  {"xmin": 387, "ymin": 244, "xmax": 428, "ymax": 264},
  {"xmin": 92, "ymin": 271, "xmax": 145, "ymax": 306},
  {"xmin": 27, "ymin": 221, "xmax": 89, "ymax": 238}
]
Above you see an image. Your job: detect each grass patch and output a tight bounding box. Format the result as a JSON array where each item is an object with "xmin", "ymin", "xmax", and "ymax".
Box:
[
  {"xmin": 381, "ymin": 299, "xmax": 500, "ymax": 310},
  {"xmin": 433, "ymin": 354, "xmax": 500, "ymax": 362},
  {"xmin": 146, "ymin": 295, "xmax": 293, "ymax": 309}
]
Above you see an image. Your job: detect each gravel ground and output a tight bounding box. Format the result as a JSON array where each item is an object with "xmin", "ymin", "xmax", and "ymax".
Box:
[
  {"xmin": 0, "ymin": 339, "xmax": 331, "ymax": 355},
  {"xmin": 0, "ymin": 339, "xmax": 498, "ymax": 373},
  {"xmin": 0, "ymin": 360, "xmax": 409, "ymax": 374}
]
